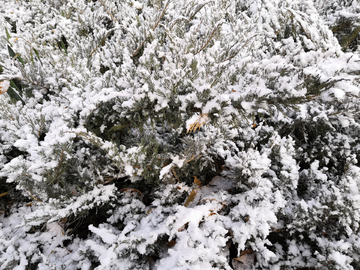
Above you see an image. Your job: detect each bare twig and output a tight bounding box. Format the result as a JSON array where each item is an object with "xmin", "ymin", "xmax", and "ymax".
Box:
[
  {"xmin": 97, "ymin": 177, "xmax": 115, "ymax": 185},
  {"xmin": 25, "ymin": 189, "xmax": 43, "ymax": 202},
  {"xmin": 72, "ymin": 5, "xmax": 84, "ymax": 15}
]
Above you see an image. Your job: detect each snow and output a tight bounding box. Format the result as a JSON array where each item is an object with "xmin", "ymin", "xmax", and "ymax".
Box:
[
  {"xmin": 159, "ymin": 155, "xmax": 186, "ymax": 179},
  {"xmin": 88, "ymin": 225, "xmax": 117, "ymax": 244},
  {"xmin": 329, "ymin": 251, "xmax": 350, "ymax": 269},
  {"xmin": 0, "ymin": 0, "xmax": 360, "ymax": 269},
  {"xmin": 0, "ymin": 80, "xmax": 10, "ymax": 94}
]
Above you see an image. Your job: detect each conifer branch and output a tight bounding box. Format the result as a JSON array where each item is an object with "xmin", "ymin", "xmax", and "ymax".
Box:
[
  {"xmin": 287, "ymin": 9, "xmax": 312, "ymax": 42},
  {"xmin": 188, "ymin": 2, "xmax": 210, "ymax": 22},
  {"xmin": 131, "ymin": 36, "xmax": 149, "ymax": 59},
  {"xmin": 152, "ymin": 0, "xmax": 171, "ymax": 31},
  {"xmin": 98, "ymin": 0, "xmax": 117, "ymax": 23},
  {"xmin": 89, "ymin": 29, "xmax": 115, "ymax": 57},
  {"xmin": 17, "ymin": 70, "xmax": 50, "ymax": 90},
  {"xmin": 221, "ymin": 35, "xmax": 258, "ymax": 63},
  {"xmin": 132, "ymin": 1, "xmax": 171, "ymax": 58},
  {"xmin": 195, "ymin": 23, "xmax": 222, "ymax": 55}
]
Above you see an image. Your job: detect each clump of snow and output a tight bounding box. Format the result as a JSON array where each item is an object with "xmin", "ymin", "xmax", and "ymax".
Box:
[
  {"xmin": 0, "ymin": 80, "xmax": 10, "ymax": 94},
  {"xmin": 133, "ymin": 1, "xmax": 143, "ymax": 10}
]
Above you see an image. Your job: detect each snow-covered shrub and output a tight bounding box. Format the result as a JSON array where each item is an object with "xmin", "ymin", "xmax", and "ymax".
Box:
[{"xmin": 0, "ymin": 0, "xmax": 360, "ymax": 269}]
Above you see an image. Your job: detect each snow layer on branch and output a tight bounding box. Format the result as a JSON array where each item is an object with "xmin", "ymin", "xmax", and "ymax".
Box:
[{"xmin": 0, "ymin": 0, "xmax": 360, "ymax": 269}]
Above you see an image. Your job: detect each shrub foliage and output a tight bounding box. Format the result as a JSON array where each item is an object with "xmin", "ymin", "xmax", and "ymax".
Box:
[{"xmin": 0, "ymin": 0, "xmax": 360, "ymax": 269}]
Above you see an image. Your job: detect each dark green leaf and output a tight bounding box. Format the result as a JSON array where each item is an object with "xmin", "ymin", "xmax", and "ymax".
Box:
[
  {"xmin": 7, "ymin": 87, "xmax": 25, "ymax": 105},
  {"xmin": 10, "ymin": 79, "xmax": 22, "ymax": 93},
  {"xmin": 5, "ymin": 27, "xmax": 11, "ymax": 40},
  {"xmin": 33, "ymin": 48, "xmax": 43, "ymax": 65},
  {"xmin": 7, "ymin": 45, "xmax": 25, "ymax": 65},
  {"xmin": 7, "ymin": 45, "xmax": 15, "ymax": 58},
  {"xmin": 60, "ymin": 39, "xmax": 68, "ymax": 55}
]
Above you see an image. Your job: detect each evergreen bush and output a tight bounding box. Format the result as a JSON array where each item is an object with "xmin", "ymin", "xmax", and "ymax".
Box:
[{"xmin": 0, "ymin": 0, "xmax": 359, "ymax": 269}]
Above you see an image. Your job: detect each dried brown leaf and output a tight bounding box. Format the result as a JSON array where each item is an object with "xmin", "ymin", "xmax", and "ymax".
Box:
[
  {"xmin": 0, "ymin": 191, "xmax": 10, "ymax": 197},
  {"xmin": 120, "ymin": 188, "xmax": 142, "ymax": 196},
  {"xmin": 184, "ymin": 188, "xmax": 199, "ymax": 207},
  {"xmin": 178, "ymin": 222, "xmax": 189, "ymax": 232},
  {"xmin": 193, "ymin": 176, "xmax": 202, "ymax": 187},
  {"xmin": 166, "ymin": 240, "xmax": 176, "ymax": 248}
]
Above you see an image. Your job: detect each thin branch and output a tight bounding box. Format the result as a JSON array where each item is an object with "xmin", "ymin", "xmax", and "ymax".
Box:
[
  {"xmin": 167, "ymin": 0, "xmax": 212, "ymax": 30},
  {"xmin": 97, "ymin": 177, "xmax": 115, "ymax": 185},
  {"xmin": 98, "ymin": 0, "xmax": 117, "ymax": 23},
  {"xmin": 152, "ymin": 0, "xmax": 171, "ymax": 31},
  {"xmin": 25, "ymin": 188, "xmax": 43, "ymax": 202},
  {"xmin": 90, "ymin": 29, "xmax": 115, "ymax": 57},
  {"xmin": 221, "ymin": 35, "xmax": 258, "ymax": 63},
  {"xmin": 18, "ymin": 71, "xmax": 50, "ymax": 90},
  {"xmin": 131, "ymin": 1, "xmax": 171, "ymax": 58},
  {"xmin": 169, "ymin": 17, "xmax": 189, "ymax": 31},
  {"xmin": 194, "ymin": 23, "xmax": 222, "ymax": 55},
  {"xmin": 72, "ymin": 5, "xmax": 84, "ymax": 15},
  {"xmin": 188, "ymin": 2, "xmax": 210, "ymax": 22},
  {"xmin": 131, "ymin": 36, "xmax": 149, "ymax": 59},
  {"xmin": 287, "ymin": 9, "xmax": 312, "ymax": 41}
]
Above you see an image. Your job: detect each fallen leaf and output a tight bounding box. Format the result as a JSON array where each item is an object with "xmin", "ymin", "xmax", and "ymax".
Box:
[
  {"xmin": 184, "ymin": 188, "xmax": 199, "ymax": 207},
  {"xmin": 120, "ymin": 188, "xmax": 142, "ymax": 196},
  {"xmin": 178, "ymin": 222, "xmax": 189, "ymax": 232},
  {"xmin": 166, "ymin": 239, "xmax": 176, "ymax": 248},
  {"xmin": 207, "ymin": 212, "xmax": 217, "ymax": 218},
  {"xmin": 193, "ymin": 176, "xmax": 202, "ymax": 186},
  {"xmin": 0, "ymin": 191, "xmax": 10, "ymax": 197},
  {"xmin": 233, "ymin": 250, "xmax": 256, "ymax": 270}
]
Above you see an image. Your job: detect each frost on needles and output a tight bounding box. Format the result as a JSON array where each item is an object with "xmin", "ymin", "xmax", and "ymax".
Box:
[{"xmin": 0, "ymin": 0, "xmax": 360, "ymax": 269}]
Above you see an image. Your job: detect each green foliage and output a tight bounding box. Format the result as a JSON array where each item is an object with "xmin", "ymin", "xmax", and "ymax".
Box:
[{"xmin": 0, "ymin": 0, "xmax": 359, "ymax": 269}]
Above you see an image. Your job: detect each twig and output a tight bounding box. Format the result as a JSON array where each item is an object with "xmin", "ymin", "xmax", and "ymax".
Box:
[
  {"xmin": 171, "ymin": 167, "xmax": 180, "ymax": 182},
  {"xmin": 90, "ymin": 29, "xmax": 115, "ymax": 57},
  {"xmin": 131, "ymin": 36, "xmax": 149, "ymax": 59},
  {"xmin": 97, "ymin": 177, "xmax": 115, "ymax": 185},
  {"xmin": 131, "ymin": 1, "xmax": 171, "ymax": 58},
  {"xmin": 20, "ymin": 72, "xmax": 50, "ymax": 90},
  {"xmin": 25, "ymin": 189, "xmax": 43, "ymax": 202},
  {"xmin": 188, "ymin": 2, "xmax": 210, "ymax": 22},
  {"xmin": 287, "ymin": 9, "xmax": 312, "ymax": 41},
  {"xmin": 98, "ymin": 0, "xmax": 117, "ymax": 23},
  {"xmin": 72, "ymin": 5, "xmax": 84, "ymax": 15},
  {"xmin": 195, "ymin": 23, "xmax": 222, "ymax": 55},
  {"xmin": 152, "ymin": 0, "xmax": 171, "ymax": 31},
  {"xmin": 37, "ymin": 116, "xmax": 45, "ymax": 139},
  {"xmin": 221, "ymin": 35, "xmax": 258, "ymax": 63}
]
